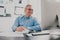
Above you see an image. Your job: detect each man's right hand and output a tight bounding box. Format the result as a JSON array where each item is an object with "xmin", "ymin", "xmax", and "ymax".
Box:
[{"xmin": 16, "ymin": 26, "xmax": 24, "ymax": 32}]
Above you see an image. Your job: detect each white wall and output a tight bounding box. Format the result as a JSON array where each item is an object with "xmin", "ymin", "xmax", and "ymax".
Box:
[{"xmin": 0, "ymin": 0, "xmax": 41, "ymax": 32}]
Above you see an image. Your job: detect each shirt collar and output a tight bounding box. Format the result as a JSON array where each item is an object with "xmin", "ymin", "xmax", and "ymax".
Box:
[{"xmin": 24, "ymin": 15, "xmax": 32, "ymax": 19}]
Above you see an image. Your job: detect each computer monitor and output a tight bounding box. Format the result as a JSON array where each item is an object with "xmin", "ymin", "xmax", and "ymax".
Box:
[
  {"xmin": 41, "ymin": 0, "xmax": 59, "ymax": 30},
  {"xmin": 58, "ymin": 15, "xmax": 60, "ymax": 28}
]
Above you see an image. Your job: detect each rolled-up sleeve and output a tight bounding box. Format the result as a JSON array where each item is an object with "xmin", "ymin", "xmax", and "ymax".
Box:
[
  {"xmin": 28, "ymin": 18, "xmax": 41, "ymax": 31},
  {"xmin": 12, "ymin": 17, "xmax": 20, "ymax": 32}
]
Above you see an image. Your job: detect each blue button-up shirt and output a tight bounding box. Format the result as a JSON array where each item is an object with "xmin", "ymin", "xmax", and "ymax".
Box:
[{"xmin": 12, "ymin": 15, "xmax": 41, "ymax": 32}]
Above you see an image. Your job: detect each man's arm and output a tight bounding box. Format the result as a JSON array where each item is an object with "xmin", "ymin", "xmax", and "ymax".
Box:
[
  {"xmin": 28, "ymin": 18, "xmax": 41, "ymax": 31},
  {"xmin": 12, "ymin": 17, "xmax": 20, "ymax": 32}
]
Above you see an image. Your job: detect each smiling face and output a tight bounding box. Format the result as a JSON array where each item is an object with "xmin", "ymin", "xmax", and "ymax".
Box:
[{"xmin": 24, "ymin": 4, "xmax": 33, "ymax": 17}]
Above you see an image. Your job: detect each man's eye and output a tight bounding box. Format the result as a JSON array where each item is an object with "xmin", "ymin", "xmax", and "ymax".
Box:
[{"xmin": 28, "ymin": 9, "xmax": 33, "ymax": 11}]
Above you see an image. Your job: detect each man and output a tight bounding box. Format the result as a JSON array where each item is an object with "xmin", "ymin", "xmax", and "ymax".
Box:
[{"xmin": 12, "ymin": 4, "xmax": 41, "ymax": 32}]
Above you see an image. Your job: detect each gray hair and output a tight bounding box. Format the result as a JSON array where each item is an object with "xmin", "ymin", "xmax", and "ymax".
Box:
[{"xmin": 25, "ymin": 4, "xmax": 32, "ymax": 9}]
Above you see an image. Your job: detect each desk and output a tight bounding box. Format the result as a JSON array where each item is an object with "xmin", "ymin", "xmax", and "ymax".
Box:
[
  {"xmin": 50, "ymin": 29, "xmax": 60, "ymax": 40},
  {"xmin": 0, "ymin": 30, "xmax": 50, "ymax": 40},
  {"xmin": 26, "ymin": 30, "xmax": 50, "ymax": 40},
  {"xmin": 0, "ymin": 32, "xmax": 25, "ymax": 40}
]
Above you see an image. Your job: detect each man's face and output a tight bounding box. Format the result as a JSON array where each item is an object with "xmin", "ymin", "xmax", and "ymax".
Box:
[{"xmin": 25, "ymin": 6, "xmax": 33, "ymax": 17}]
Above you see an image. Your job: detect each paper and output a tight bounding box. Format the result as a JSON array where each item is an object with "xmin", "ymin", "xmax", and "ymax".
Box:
[
  {"xmin": 15, "ymin": 7, "xmax": 24, "ymax": 15},
  {"xmin": 0, "ymin": 8, "xmax": 5, "ymax": 16},
  {"xmin": 15, "ymin": 27, "xmax": 29, "ymax": 33}
]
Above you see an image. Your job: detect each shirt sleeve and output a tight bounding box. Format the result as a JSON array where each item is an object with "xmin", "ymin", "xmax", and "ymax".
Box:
[
  {"xmin": 28, "ymin": 18, "xmax": 41, "ymax": 31},
  {"xmin": 12, "ymin": 17, "xmax": 20, "ymax": 32}
]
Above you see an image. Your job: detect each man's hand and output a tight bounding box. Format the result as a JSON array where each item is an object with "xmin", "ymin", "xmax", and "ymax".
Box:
[{"xmin": 16, "ymin": 26, "xmax": 24, "ymax": 32}]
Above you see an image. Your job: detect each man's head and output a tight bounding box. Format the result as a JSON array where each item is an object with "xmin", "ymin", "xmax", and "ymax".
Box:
[{"xmin": 24, "ymin": 4, "xmax": 33, "ymax": 17}]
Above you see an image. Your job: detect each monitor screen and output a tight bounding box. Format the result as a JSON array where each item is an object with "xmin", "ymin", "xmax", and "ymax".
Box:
[{"xmin": 41, "ymin": 0, "xmax": 58, "ymax": 30}]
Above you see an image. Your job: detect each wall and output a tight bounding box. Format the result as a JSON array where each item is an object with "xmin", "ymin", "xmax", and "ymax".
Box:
[{"xmin": 0, "ymin": 0, "xmax": 41, "ymax": 32}]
